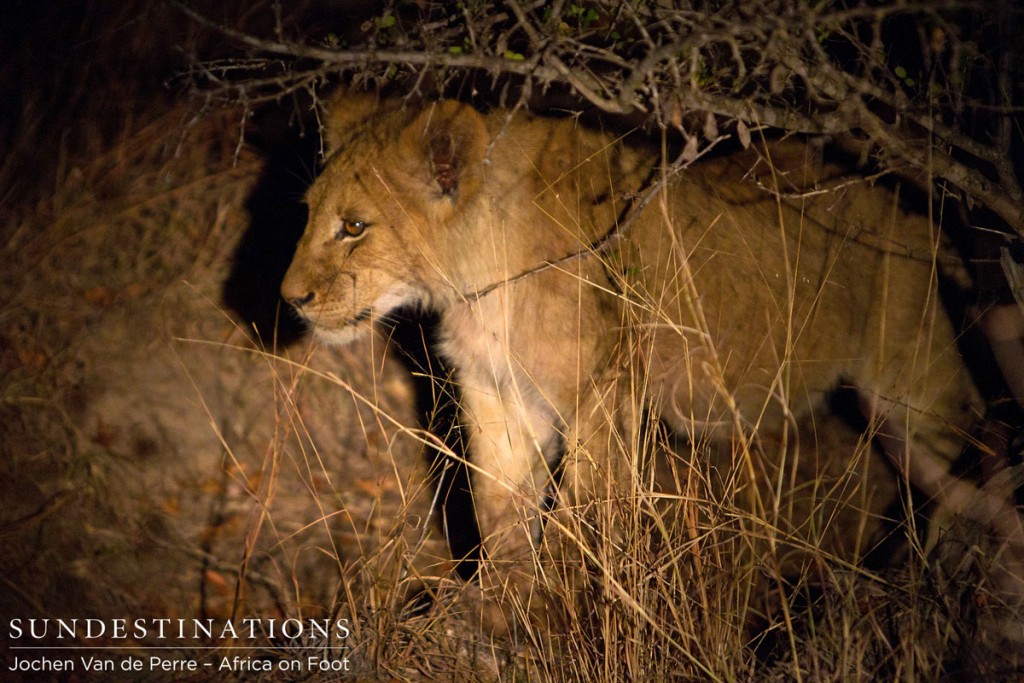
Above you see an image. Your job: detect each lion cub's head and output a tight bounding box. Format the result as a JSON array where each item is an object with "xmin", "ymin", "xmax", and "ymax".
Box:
[{"xmin": 281, "ymin": 94, "xmax": 489, "ymax": 345}]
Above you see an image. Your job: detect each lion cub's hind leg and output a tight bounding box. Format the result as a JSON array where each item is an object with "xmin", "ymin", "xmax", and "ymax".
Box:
[
  {"xmin": 856, "ymin": 384, "xmax": 1023, "ymax": 550},
  {"xmin": 848, "ymin": 299, "xmax": 1021, "ymax": 549}
]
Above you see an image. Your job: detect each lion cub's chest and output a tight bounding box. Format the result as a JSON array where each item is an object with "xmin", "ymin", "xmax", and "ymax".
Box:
[
  {"xmin": 438, "ymin": 289, "xmax": 579, "ymax": 412},
  {"xmin": 439, "ymin": 298, "xmax": 518, "ymax": 391}
]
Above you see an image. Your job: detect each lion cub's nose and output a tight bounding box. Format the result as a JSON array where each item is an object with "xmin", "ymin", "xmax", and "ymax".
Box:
[
  {"xmin": 280, "ymin": 268, "xmax": 315, "ymax": 309},
  {"xmin": 281, "ymin": 284, "xmax": 315, "ymax": 310},
  {"xmin": 287, "ymin": 291, "xmax": 315, "ymax": 309}
]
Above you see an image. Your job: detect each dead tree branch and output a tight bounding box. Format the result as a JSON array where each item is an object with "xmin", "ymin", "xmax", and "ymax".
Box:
[{"xmin": 173, "ymin": 0, "xmax": 1024, "ymax": 238}]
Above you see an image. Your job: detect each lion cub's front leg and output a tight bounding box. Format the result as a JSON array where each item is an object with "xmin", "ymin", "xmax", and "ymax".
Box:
[{"xmin": 459, "ymin": 381, "xmax": 561, "ymax": 631}]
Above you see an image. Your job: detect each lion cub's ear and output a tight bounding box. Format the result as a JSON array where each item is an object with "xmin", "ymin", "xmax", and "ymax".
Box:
[
  {"xmin": 320, "ymin": 88, "xmax": 381, "ymax": 154},
  {"xmin": 399, "ymin": 101, "xmax": 489, "ymax": 199}
]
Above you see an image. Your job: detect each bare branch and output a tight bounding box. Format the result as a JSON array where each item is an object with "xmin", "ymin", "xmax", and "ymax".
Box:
[{"xmin": 172, "ymin": 0, "xmax": 1024, "ymax": 238}]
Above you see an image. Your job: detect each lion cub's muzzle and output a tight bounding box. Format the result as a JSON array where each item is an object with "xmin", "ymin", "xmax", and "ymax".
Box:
[
  {"xmin": 280, "ymin": 267, "xmax": 317, "ymax": 312},
  {"xmin": 280, "ymin": 271, "xmax": 374, "ymax": 343}
]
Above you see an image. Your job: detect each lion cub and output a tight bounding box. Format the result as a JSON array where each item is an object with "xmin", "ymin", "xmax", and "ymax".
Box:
[{"xmin": 281, "ymin": 94, "xmax": 980, "ymax": 629}]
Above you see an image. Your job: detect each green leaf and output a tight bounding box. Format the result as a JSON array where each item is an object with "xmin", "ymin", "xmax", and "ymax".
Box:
[
  {"xmin": 448, "ymin": 45, "xmax": 463, "ymax": 55},
  {"xmin": 503, "ymin": 50, "xmax": 525, "ymax": 61},
  {"xmin": 894, "ymin": 65, "xmax": 908, "ymax": 79}
]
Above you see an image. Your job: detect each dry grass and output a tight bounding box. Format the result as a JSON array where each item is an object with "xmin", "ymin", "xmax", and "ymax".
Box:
[
  {"xmin": 2, "ymin": 7, "xmax": 1023, "ymax": 681},
  {"xmin": 0, "ymin": 94, "xmax": 464, "ymax": 674}
]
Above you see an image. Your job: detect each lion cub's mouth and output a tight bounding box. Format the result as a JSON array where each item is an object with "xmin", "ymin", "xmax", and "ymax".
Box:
[
  {"xmin": 304, "ymin": 286, "xmax": 415, "ymax": 344},
  {"xmin": 344, "ymin": 307, "xmax": 372, "ymax": 327}
]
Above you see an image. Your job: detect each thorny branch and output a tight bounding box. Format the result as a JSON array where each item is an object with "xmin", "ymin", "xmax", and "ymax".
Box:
[{"xmin": 173, "ymin": 0, "xmax": 1024, "ymax": 241}]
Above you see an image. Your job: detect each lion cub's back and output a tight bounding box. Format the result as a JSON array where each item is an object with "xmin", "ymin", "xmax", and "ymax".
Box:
[{"xmin": 626, "ymin": 141, "xmax": 972, "ymax": 434}]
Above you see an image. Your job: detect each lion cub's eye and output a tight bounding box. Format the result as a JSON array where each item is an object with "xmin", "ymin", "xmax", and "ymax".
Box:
[{"xmin": 335, "ymin": 219, "xmax": 370, "ymax": 240}]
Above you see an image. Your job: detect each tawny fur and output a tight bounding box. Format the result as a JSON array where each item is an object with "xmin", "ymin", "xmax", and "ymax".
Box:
[{"xmin": 281, "ymin": 94, "xmax": 980, "ymax": 629}]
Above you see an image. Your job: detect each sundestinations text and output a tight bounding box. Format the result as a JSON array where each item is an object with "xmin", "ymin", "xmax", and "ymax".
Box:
[{"xmin": 8, "ymin": 617, "xmax": 352, "ymax": 641}]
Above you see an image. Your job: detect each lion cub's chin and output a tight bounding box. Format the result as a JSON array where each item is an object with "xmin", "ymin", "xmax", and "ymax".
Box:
[{"xmin": 309, "ymin": 323, "xmax": 372, "ymax": 347}]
